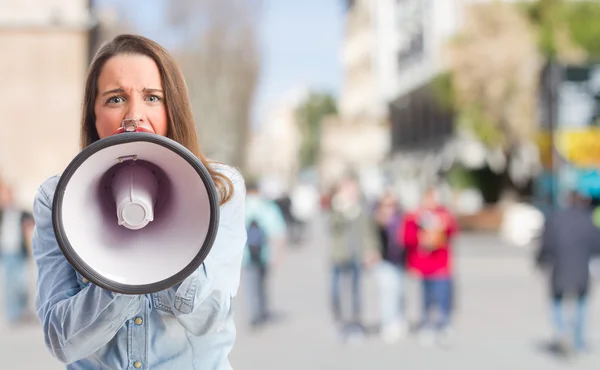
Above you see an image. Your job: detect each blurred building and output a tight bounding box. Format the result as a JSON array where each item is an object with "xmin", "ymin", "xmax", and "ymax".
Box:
[
  {"xmin": 379, "ymin": 0, "xmax": 460, "ymax": 195},
  {"xmin": 384, "ymin": 0, "xmax": 530, "ymax": 187},
  {"xmin": 0, "ymin": 0, "xmax": 93, "ymax": 209},
  {"xmin": 320, "ymin": 0, "xmax": 390, "ymax": 191},
  {"xmin": 320, "ymin": 0, "xmax": 457, "ymax": 199},
  {"xmin": 328, "ymin": 0, "xmax": 531, "ymax": 207},
  {"xmin": 246, "ymin": 87, "xmax": 306, "ymax": 191}
]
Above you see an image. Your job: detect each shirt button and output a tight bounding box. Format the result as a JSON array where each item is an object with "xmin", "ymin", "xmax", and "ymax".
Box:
[
  {"xmin": 134, "ymin": 361, "xmax": 142, "ymax": 368},
  {"xmin": 82, "ymin": 278, "xmax": 89, "ymax": 284},
  {"xmin": 134, "ymin": 317, "xmax": 143, "ymax": 325}
]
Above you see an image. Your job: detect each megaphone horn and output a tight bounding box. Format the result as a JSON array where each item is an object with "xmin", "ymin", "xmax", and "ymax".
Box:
[{"xmin": 52, "ymin": 129, "xmax": 220, "ymax": 295}]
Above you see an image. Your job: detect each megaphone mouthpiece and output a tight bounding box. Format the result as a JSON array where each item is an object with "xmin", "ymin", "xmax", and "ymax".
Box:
[{"xmin": 112, "ymin": 162, "xmax": 158, "ymax": 230}]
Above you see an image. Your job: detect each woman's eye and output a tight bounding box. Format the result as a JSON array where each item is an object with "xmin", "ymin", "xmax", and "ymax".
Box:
[
  {"xmin": 106, "ymin": 96, "xmax": 125, "ymax": 104},
  {"xmin": 145, "ymin": 95, "xmax": 162, "ymax": 103}
]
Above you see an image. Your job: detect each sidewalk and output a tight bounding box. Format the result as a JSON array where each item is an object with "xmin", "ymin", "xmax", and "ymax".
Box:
[{"xmin": 0, "ymin": 231, "xmax": 598, "ymax": 369}]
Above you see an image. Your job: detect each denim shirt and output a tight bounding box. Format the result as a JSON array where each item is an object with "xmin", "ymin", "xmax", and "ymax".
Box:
[{"xmin": 31, "ymin": 164, "xmax": 246, "ymax": 370}]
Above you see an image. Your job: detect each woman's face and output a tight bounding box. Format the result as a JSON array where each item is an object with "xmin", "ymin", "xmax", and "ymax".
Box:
[{"xmin": 94, "ymin": 54, "xmax": 168, "ymax": 139}]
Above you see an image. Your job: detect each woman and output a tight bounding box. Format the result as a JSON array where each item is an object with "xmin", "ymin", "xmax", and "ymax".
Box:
[
  {"xmin": 32, "ymin": 34, "xmax": 246, "ymax": 369},
  {"xmin": 371, "ymin": 191, "xmax": 406, "ymax": 343}
]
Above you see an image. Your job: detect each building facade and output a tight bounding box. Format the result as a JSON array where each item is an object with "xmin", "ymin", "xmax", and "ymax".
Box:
[
  {"xmin": 245, "ymin": 87, "xmax": 305, "ymax": 192},
  {"xmin": 0, "ymin": 0, "xmax": 93, "ymax": 209},
  {"xmin": 319, "ymin": 0, "xmax": 390, "ymax": 193},
  {"xmin": 328, "ymin": 0, "xmax": 530, "ymax": 206}
]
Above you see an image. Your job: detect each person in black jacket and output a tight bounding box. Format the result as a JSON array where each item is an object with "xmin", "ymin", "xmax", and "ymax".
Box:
[
  {"xmin": 368, "ymin": 191, "xmax": 407, "ymax": 343},
  {"xmin": 536, "ymin": 191, "xmax": 600, "ymax": 354},
  {"xmin": 0, "ymin": 182, "xmax": 34, "ymax": 325}
]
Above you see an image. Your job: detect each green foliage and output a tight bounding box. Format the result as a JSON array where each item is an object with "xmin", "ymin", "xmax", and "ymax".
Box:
[
  {"xmin": 432, "ymin": 72, "xmax": 454, "ymax": 111},
  {"xmin": 446, "ymin": 165, "xmax": 478, "ymax": 190},
  {"xmin": 432, "ymin": 74, "xmax": 506, "ymax": 148},
  {"xmin": 523, "ymin": 0, "xmax": 600, "ymax": 60},
  {"xmin": 563, "ymin": 2, "xmax": 600, "ymax": 61},
  {"xmin": 520, "ymin": 0, "xmax": 562, "ymax": 57},
  {"xmin": 441, "ymin": 0, "xmax": 600, "ymax": 147},
  {"xmin": 295, "ymin": 92, "xmax": 338, "ymax": 169},
  {"xmin": 458, "ymin": 106, "xmax": 505, "ymax": 148}
]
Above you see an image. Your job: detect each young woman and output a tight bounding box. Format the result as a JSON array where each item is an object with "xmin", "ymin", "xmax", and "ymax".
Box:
[{"xmin": 32, "ymin": 34, "xmax": 246, "ymax": 369}]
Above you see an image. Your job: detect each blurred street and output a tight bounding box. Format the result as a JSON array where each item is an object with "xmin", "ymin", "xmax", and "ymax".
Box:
[
  {"xmin": 0, "ymin": 218, "xmax": 598, "ymax": 370},
  {"xmin": 4, "ymin": 1, "xmax": 600, "ymax": 370}
]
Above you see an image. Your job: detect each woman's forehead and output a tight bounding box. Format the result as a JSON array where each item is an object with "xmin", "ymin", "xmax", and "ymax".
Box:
[{"xmin": 97, "ymin": 54, "xmax": 163, "ymax": 90}]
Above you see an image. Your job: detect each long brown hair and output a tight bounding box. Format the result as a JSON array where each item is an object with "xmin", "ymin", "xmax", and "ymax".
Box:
[{"xmin": 81, "ymin": 34, "xmax": 233, "ymax": 204}]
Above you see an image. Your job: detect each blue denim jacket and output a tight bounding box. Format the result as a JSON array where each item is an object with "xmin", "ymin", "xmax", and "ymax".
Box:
[{"xmin": 32, "ymin": 165, "xmax": 246, "ymax": 370}]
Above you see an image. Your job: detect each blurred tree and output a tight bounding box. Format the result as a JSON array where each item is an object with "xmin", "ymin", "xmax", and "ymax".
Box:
[
  {"xmin": 432, "ymin": 72, "xmax": 454, "ymax": 111},
  {"xmin": 563, "ymin": 2, "xmax": 600, "ymax": 61},
  {"xmin": 166, "ymin": 0, "xmax": 261, "ymax": 170},
  {"xmin": 444, "ymin": 2, "xmax": 542, "ymax": 150},
  {"xmin": 437, "ymin": 0, "xmax": 600, "ymax": 149},
  {"xmin": 295, "ymin": 92, "xmax": 337, "ymax": 170},
  {"xmin": 521, "ymin": 0, "xmax": 589, "ymax": 63}
]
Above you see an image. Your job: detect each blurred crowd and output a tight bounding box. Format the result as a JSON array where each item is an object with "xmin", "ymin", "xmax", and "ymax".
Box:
[
  {"xmin": 2, "ymin": 170, "xmax": 600, "ymax": 358},
  {"xmin": 241, "ymin": 172, "xmax": 461, "ymax": 348},
  {"xmin": 239, "ymin": 172, "xmax": 600, "ymax": 357}
]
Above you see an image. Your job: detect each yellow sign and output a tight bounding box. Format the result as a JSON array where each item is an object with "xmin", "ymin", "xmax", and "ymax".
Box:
[
  {"xmin": 537, "ymin": 128, "xmax": 600, "ymax": 169},
  {"xmin": 556, "ymin": 128, "xmax": 600, "ymax": 168}
]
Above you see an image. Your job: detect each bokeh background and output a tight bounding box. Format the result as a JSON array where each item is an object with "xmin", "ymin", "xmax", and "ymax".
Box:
[{"xmin": 2, "ymin": 0, "xmax": 600, "ymax": 369}]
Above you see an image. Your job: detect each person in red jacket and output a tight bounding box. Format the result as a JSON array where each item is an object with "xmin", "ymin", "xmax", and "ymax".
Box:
[{"xmin": 400, "ymin": 186, "xmax": 458, "ymax": 346}]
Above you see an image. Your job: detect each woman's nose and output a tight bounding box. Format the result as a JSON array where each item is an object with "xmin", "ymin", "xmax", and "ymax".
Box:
[
  {"xmin": 125, "ymin": 99, "xmax": 144, "ymax": 122},
  {"xmin": 124, "ymin": 101, "xmax": 153, "ymax": 132}
]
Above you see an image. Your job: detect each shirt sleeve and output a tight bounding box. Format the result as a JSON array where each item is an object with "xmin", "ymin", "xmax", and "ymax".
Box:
[
  {"xmin": 32, "ymin": 182, "xmax": 145, "ymax": 364},
  {"xmin": 171, "ymin": 168, "xmax": 247, "ymax": 336}
]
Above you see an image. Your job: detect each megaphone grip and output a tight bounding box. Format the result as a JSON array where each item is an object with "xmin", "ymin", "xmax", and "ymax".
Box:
[{"xmin": 112, "ymin": 164, "xmax": 158, "ymax": 230}]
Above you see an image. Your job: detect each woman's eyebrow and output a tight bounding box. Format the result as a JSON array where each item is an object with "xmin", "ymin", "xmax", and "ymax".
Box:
[
  {"xmin": 101, "ymin": 88, "xmax": 125, "ymax": 96},
  {"xmin": 100, "ymin": 87, "xmax": 164, "ymax": 96},
  {"xmin": 143, "ymin": 88, "xmax": 164, "ymax": 94}
]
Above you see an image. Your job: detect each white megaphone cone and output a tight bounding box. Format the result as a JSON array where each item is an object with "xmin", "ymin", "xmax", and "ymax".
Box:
[{"xmin": 52, "ymin": 120, "xmax": 220, "ymax": 294}]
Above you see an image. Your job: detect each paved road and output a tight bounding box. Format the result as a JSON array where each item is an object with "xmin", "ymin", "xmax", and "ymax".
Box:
[{"xmin": 0, "ymin": 224, "xmax": 598, "ymax": 369}]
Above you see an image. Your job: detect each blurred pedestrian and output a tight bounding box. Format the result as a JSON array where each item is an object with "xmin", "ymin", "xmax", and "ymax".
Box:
[
  {"xmin": 328, "ymin": 174, "xmax": 377, "ymax": 342},
  {"xmin": 244, "ymin": 180, "xmax": 287, "ymax": 329},
  {"xmin": 0, "ymin": 181, "xmax": 34, "ymax": 326},
  {"xmin": 368, "ymin": 190, "xmax": 407, "ymax": 343},
  {"xmin": 536, "ymin": 191, "xmax": 600, "ymax": 355},
  {"xmin": 402, "ymin": 186, "xmax": 458, "ymax": 347}
]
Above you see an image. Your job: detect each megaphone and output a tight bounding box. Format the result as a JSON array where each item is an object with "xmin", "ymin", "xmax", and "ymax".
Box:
[{"xmin": 52, "ymin": 122, "xmax": 220, "ymax": 295}]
